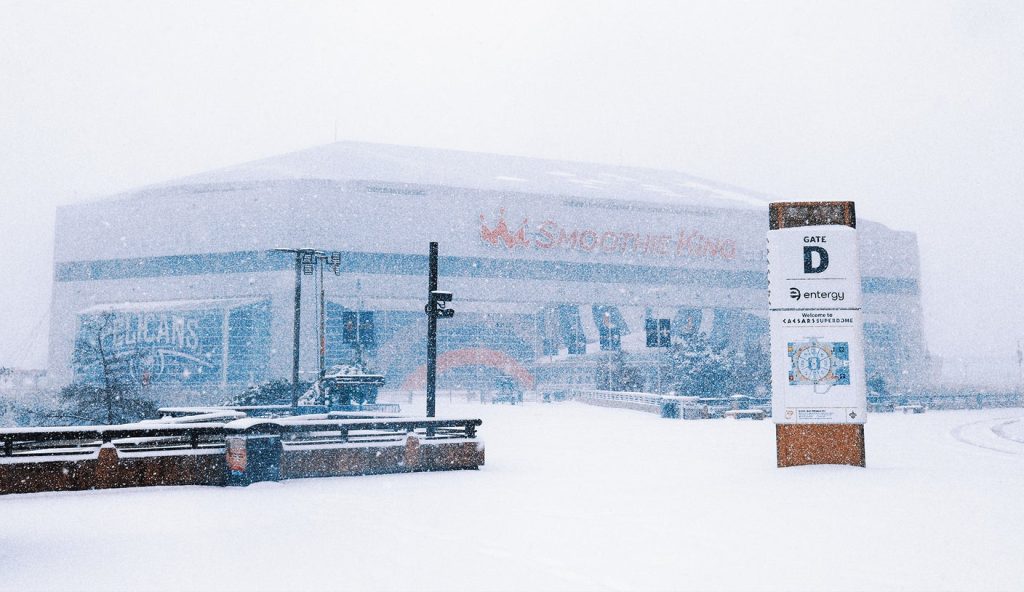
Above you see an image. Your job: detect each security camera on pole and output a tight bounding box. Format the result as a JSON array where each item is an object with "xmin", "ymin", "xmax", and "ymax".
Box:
[
  {"xmin": 424, "ymin": 242, "xmax": 455, "ymax": 418},
  {"xmin": 767, "ymin": 202, "xmax": 867, "ymax": 467}
]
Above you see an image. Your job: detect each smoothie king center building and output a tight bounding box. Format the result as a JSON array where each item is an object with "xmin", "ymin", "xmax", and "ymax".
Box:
[{"xmin": 48, "ymin": 142, "xmax": 926, "ymax": 404}]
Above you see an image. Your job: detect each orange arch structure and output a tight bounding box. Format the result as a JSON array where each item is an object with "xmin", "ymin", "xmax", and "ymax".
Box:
[{"xmin": 399, "ymin": 348, "xmax": 536, "ymax": 391}]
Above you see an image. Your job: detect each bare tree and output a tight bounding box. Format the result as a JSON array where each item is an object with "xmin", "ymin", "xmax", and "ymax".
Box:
[{"xmin": 55, "ymin": 312, "xmax": 157, "ymax": 425}]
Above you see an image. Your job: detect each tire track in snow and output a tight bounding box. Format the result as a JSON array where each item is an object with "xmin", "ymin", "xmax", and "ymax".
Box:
[
  {"xmin": 950, "ymin": 415, "xmax": 1024, "ymax": 456},
  {"xmin": 992, "ymin": 418, "xmax": 1024, "ymax": 443}
]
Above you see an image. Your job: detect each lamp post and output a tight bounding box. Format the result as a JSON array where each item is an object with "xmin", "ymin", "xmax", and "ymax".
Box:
[
  {"xmin": 318, "ymin": 253, "xmax": 326, "ymax": 381},
  {"xmin": 274, "ymin": 248, "xmax": 310, "ymax": 406},
  {"xmin": 273, "ymin": 247, "xmax": 342, "ymax": 407},
  {"xmin": 424, "ymin": 242, "xmax": 455, "ymax": 418}
]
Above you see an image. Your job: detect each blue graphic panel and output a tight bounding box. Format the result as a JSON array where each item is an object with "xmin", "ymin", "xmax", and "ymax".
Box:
[
  {"xmin": 592, "ymin": 305, "xmax": 629, "ymax": 335},
  {"xmin": 539, "ymin": 309, "xmax": 558, "ymax": 356},
  {"xmin": 674, "ymin": 308, "xmax": 702, "ymax": 337},
  {"xmin": 863, "ymin": 322, "xmax": 901, "ymax": 378},
  {"xmin": 709, "ymin": 309, "xmax": 742, "ymax": 346},
  {"xmin": 558, "ymin": 305, "xmax": 586, "ymax": 354},
  {"xmin": 738, "ymin": 312, "xmax": 769, "ymax": 350},
  {"xmin": 227, "ymin": 302, "xmax": 271, "ymax": 384},
  {"xmin": 75, "ymin": 309, "xmax": 224, "ymax": 385},
  {"xmin": 325, "ymin": 302, "xmax": 380, "ymax": 368},
  {"xmin": 864, "ymin": 323, "xmax": 897, "ymax": 347},
  {"xmin": 75, "ymin": 300, "xmax": 272, "ymax": 387}
]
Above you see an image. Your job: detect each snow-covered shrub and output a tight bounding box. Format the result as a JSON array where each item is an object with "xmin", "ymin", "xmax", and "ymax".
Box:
[{"xmin": 224, "ymin": 379, "xmax": 303, "ymax": 406}]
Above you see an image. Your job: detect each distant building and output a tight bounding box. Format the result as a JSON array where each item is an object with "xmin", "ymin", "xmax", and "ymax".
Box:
[{"xmin": 48, "ymin": 142, "xmax": 926, "ymax": 404}]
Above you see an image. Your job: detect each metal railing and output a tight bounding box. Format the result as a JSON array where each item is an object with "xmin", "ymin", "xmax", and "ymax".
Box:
[
  {"xmin": 157, "ymin": 403, "xmax": 403, "ymax": 418},
  {"xmin": 572, "ymin": 389, "xmax": 700, "ymax": 406},
  {"xmin": 569, "ymin": 389, "xmax": 774, "ymax": 419},
  {"xmin": 570, "ymin": 389, "xmax": 704, "ymax": 418},
  {"xmin": 0, "ymin": 416, "xmax": 482, "ymax": 460},
  {"xmin": 0, "ymin": 424, "xmax": 231, "ymax": 459},
  {"xmin": 868, "ymin": 391, "xmax": 1024, "ymax": 411}
]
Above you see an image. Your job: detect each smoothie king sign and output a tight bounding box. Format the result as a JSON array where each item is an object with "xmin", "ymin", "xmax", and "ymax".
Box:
[
  {"xmin": 767, "ymin": 225, "xmax": 867, "ymax": 424},
  {"xmin": 478, "ymin": 208, "xmax": 738, "ymax": 261}
]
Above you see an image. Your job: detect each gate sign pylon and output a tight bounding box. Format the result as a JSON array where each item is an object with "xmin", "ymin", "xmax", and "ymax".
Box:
[{"xmin": 767, "ymin": 201, "xmax": 867, "ymax": 468}]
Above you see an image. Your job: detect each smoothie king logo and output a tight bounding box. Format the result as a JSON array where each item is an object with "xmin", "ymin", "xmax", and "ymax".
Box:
[{"xmin": 479, "ymin": 209, "xmax": 737, "ymax": 261}]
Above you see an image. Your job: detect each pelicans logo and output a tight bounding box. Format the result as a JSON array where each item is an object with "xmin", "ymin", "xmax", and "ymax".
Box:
[{"xmin": 76, "ymin": 311, "xmax": 220, "ymax": 384}]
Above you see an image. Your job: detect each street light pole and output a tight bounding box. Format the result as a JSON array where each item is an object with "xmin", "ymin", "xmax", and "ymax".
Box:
[
  {"xmin": 318, "ymin": 254, "xmax": 327, "ymax": 382},
  {"xmin": 427, "ymin": 243, "xmax": 438, "ymax": 418},
  {"xmin": 292, "ymin": 252, "xmax": 302, "ymax": 406},
  {"xmin": 274, "ymin": 248, "xmax": 307, "ymax": 407},
  {"xmin": 274, "ymin": 247, "xmax": 341, "ymax": 407},
  {"xmin": 424, "ymin": 242, "xmax": 455, "ymax": 418}
]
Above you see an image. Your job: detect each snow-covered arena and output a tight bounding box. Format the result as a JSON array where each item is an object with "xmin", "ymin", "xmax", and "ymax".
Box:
[{"xmin": 48, "ymin": 142, "xmax": 926, "ymax": 403}]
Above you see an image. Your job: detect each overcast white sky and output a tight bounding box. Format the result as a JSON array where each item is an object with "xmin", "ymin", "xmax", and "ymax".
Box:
[{"xmin": 1, "ymin": 1, "xmax": 1022, "ymax": 382}]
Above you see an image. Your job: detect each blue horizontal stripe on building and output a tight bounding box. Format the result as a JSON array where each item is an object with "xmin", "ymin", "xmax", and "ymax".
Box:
[{"xmin": 53, "ymin": 250, "xmax": 918, "ymax": 295}]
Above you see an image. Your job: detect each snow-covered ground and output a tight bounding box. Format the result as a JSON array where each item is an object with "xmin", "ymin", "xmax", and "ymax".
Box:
[{"xmin": 1, "ymin": 402, "xmax": 1022, "ymax": 591}]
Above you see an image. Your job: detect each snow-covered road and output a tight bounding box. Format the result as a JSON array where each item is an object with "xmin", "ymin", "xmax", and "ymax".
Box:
[{"xmin": 1, "ymin": 403, "xmax": 1022, "ymax": 591}]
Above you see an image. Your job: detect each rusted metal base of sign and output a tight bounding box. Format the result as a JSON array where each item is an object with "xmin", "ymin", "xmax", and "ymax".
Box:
[
  {"xmin": 768, "ymin": 201, "xmax": 856, "ymax": 230},
  {"xmin": 776, "ymin": 424, "xmax": 865, "ymax": 468}
]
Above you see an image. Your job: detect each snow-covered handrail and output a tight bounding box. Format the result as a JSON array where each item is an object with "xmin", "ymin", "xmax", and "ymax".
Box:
[
  {"xmin": 570, "ymin": 389, "xmax": 706, "ymax": 417},
  {"xmin": 0, "ymin": 417, "xmax": 482, "ymax": 459},
  {"xmin": 572, "ymin": 389, "xmax": 699, "ymax": 404},
  {"xmin": 158, "ymin": 405, "xmax": 294, "ymax": 416}
]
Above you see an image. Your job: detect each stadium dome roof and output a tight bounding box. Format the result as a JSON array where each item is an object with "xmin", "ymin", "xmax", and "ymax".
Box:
[{"xmin": 115, "ymin": 141, "xmax": 774, "ymax": 211}]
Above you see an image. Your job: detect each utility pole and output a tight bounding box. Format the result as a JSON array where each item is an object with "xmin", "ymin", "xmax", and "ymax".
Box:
[{"xmin": 425, "ymin": 242, "xmax": 455, "ymax": 417}]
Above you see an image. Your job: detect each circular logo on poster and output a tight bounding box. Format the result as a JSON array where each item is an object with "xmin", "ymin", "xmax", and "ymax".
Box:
[
  {"xmin": 787, "ymin": 339, "xmax": 851, "ymax": 388},
  {"xmin": 795, "ymin": 344, "xmax": 832, "ymax": 382}
]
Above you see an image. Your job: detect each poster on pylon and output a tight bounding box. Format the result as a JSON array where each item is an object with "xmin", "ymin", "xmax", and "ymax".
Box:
[{"xmin": 767, "ymin": 225, "xmax": 867, "ymax": 424}]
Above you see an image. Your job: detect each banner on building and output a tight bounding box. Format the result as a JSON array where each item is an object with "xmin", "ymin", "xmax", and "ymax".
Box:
[{"xmin": 74, "ymin": 300, "xmax": 270, "ymax": 386}]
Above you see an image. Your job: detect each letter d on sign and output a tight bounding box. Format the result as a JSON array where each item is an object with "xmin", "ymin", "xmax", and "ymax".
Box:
[{"xmin": 803, "ymin": 246, "xmax": 829, "ymax": 274}]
